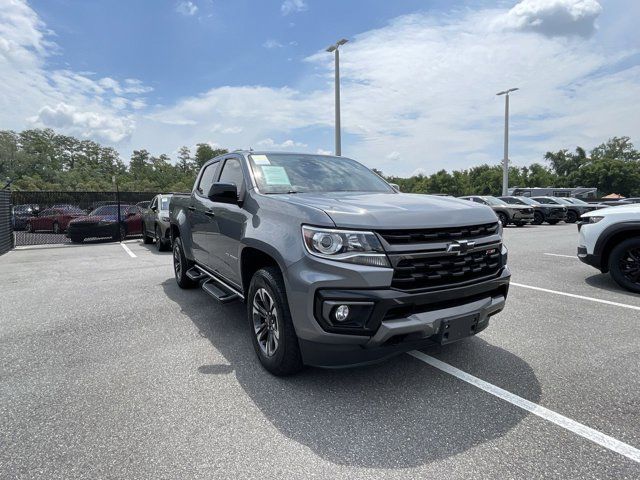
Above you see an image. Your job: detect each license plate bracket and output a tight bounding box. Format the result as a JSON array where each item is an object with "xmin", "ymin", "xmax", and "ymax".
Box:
[{"xmin": 436, "ymin": 314, "xmax": 480, "ymax": 344}]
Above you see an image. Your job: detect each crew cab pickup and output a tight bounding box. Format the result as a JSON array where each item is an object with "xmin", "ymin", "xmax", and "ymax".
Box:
[{"xmin": 169, "ymin": 151, "xmax": 510, "ymax": 375}]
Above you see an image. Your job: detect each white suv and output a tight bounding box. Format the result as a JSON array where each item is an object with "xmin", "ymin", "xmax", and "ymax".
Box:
[{"xmin": 578, "ymin": 205, "xmax": 640, "ymax": 292}]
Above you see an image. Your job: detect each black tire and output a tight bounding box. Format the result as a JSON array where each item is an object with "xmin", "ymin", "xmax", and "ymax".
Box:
[
  {"xmin": 497, "ymin": 212, "xmax": 508, "ymax": 226},
  {"xmin": 52, "ymin": 222, "xmax": 60, "ymax": 234},
  {"xmin": 532, "ymin": 211, "xmax": 544, "ymax": 225},
  {"xmin": 547, "ymin": 220, "xmax": 559, "ymax": 225},
  {"xmin": 155, "ymin": 225, "xmax": 168, "ymax": 251},
  {"xmin": 608, "ymin": 238, "xmax": 640, "ymax": 293},
  {"xmin": 514, "ymin": 221, "xmax": 525, "ymax": 227},
  {"xmin": 70, "ymin": 235, "xmax": 84, "ymax": 243},
  {"xmin": 113, "ymin": 224, "xmax": 126, "ymax": 241},
  {"xmin": 247, "ymin": 267, "xmax": 303, "ymax": 376},
  {"xmin": 565, "ymin": 210, "xmax": 578, "ymax": 223},
  {"xmin": 173, "ymin": 237, "xmax": 197, "ymax": 289},
  {"xmin": 142, "ymin": 222, "xmax": 153, "ymax": 244}
]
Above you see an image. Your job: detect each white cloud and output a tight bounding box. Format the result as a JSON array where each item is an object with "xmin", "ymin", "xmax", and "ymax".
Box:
[
  {"xmin": 176, "ymin": 1, "xmax": 198, "ymax": 16},
  {"xmin": 263, "ymin": 39, "xmax": 283, "ymax": 49},
  {"xmin": 281, "ymin": 0, "xmax": 307, "ymax": 16},
  {"xmin": 316, "ymin": 148, "xmax": 333, "ymax": 155},
  {"xmin": 0, "ymin": 0, "xmax": 151, "ymax": 147},
  {"xmin": 496, "ymin": 0, "xmax": 602, "ymax": 37},
  {"xmin": 256, "ymin": 138, "xmax": 308, "ymax": 149}
]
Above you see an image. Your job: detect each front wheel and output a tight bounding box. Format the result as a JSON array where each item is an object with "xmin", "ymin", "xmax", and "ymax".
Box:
[
  {"xmin": 156, "ymin": 225, "xmax": 168, "ymax": 251},
  {"xmin": 609, "ymin": 238, "xmax": 640, "ymax": 293},
  {"xmin": 248, "ymin": 267, "xmax": 303, "ymax": 376},
  {"xmin": 565, "ymin": 210, "xmax": 578, "ymax": 223},
  {"xmin": 142, "ymin": 222, "xmax": 153, "ymax": 244},
  {"xmin": 173, "ymin": 237, "xmax": 197, "ymax": 289},
  {"xmin": 69, "ymin": 235, "xmax": 84, "ymax": 243},
  {"xmin": 497, "ymin": 212, "xmax": 508, "ymax": 226},
  {"xmin": 532, "ymin": 211, "xmax": 544, "ymax": 225}
]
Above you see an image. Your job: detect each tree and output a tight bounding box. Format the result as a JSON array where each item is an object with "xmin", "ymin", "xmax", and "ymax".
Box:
[
  {"xmin": 195, "ymin": 143, "xmax": 228, "ymax": 168},
  {"xmin": 177, "ymin": 146, "xmax": 194, "ymax": 173}
]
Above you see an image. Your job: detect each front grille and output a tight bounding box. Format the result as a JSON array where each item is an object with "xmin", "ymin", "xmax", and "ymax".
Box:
[
  {"xmin": 390, "ymin": 245, "xmax": 503, "ymax": 290},
  {"xmin": 377, "ymin": 222, "xmax": 499, "ymax": 245},
  {"xmin": 523, "ymin": 208, "xmax": 533, "ymax": 214}
]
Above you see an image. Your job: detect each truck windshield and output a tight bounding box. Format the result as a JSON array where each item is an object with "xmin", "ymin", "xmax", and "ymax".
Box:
[
  {"xmin": 482, "ymin": 196, "xmax": 508, "ymax": 206},
  {"xmin": 248, "ymin": 154, "xmax": 394, "ymax": 194}
]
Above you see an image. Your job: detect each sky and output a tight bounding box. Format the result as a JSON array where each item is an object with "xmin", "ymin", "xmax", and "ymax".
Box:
[{"xmin": 0, "ymin": 0, "xmax": 638, "ymax": 176}]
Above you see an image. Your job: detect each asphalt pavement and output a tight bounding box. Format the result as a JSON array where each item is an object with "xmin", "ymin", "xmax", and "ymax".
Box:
[{"xmin": 0, "ymin": 223, "xmax": 638, "ymax": 479}]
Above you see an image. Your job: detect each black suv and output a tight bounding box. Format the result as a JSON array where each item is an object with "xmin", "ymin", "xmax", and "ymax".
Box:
[
  {"xmin": 459, "ymin": 196, "xmax": 534, "ymax": 226},
  {"xmin": 532, "ymin": 196, "xmax": 597, "ymax": 223},
  {"xmin": 498, "ymin": 196, "xmax": 566, "ymax": 225}
]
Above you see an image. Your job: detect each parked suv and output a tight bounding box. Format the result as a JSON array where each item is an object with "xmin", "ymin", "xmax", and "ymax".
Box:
[
  {"xmin": 532, "ymin": 196, "xmax": 596, "ymax": 223},
  {"xmin": 578, "ymin": 205, "xmax": 640, "ymax": 292},
  {"xmin": 169, "ymin": 152, "xmax": 510, "ymax": 375},
  {"xmin": 498, "ymin": 196, "xmax": 566, "ymax": 225},
  {"xmin": 142, "ymin": 194, "xmax": 172, "ymax": 251},
  {"xmin": 459, "ymin": 195, "xmax": 534, "ymax": 226}
]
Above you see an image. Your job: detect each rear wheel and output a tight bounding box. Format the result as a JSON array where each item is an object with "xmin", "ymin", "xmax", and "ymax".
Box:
[
  {"xmin": 565, "ymin": 210, "xmax": 578, "ymax": 223},
  {"xmin": 532, "ymin": 211, "xmax": 544, "ymax": 225},
  {"xmin": 497, "ymin": 212, "xmax": 508, "ymax": 226},
  {"xmin": 248, "ymin": 267, "xmax": 303, "ymax": 376},
  {"xmin": 173, "ymin": 237, "xmax": 197, "ymax": 289},
  {"xmin": 609, "ymin": 238, "xmax": 640, "ymax": 293}
]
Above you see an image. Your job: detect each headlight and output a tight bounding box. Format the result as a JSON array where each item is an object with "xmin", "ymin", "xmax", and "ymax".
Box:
[
  {"xmin": 588, "ymin": 216, "xmax": 604, "ymax": 224},
  {"xmin": 302, "ymin": 226, "xmax": 390, "ymax": 267}
]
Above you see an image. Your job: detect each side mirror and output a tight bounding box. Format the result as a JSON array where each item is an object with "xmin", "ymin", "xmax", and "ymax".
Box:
[
  {"xmin": 208, "ymin": 182, "xmax": 239, "ymax": 204},
  {"xmin": 150, "ymin": 206, "xmax": 157, "ymax": 212},
  {"xmin": 127, "ymin": 211, "xmax": 136, "ymax": 217}
]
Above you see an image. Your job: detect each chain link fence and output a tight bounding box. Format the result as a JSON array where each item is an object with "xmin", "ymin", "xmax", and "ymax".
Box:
[
  {"xmin": 0, "ymin": 190, "xmax": 12, "ymax": 255},
  {"xmin": 10, "ymin": 191, "xmax": 159, "ymax": 247}
]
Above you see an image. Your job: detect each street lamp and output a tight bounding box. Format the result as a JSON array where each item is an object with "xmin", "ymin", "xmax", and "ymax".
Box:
[
  {"xmin": 496, "ymin": 87, "xmax": 519, "ymax": 196},
  {"xmin": 326, "ymin": 38, "xmax": 348, "ymax": 156}
]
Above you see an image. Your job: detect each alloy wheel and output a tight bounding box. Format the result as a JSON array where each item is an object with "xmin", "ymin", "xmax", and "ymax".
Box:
[
  {"xmin": 173, "ymin": 244, "xmax": 182, "ymax": 278},
  {"xmin": 619, "ymin": 247, "xmax": 640, "ymax": 284},
  {"xmin": 252, "ymin": 288, "xmax": 279, "ymax": 357}
]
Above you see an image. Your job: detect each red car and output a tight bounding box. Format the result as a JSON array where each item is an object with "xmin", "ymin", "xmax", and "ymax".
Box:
[{"xmin": 25, "ymin": 207, "xmax": 86, "ymax": 234}]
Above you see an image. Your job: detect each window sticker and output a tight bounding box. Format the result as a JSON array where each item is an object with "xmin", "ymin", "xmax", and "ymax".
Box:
[
  {"xmin": 251, "ymin": 154, "xmax": 271, "ymax": 165},
  {"xmin": 261, "ymin": 165, "xmax": 291, "ymax": 185}
]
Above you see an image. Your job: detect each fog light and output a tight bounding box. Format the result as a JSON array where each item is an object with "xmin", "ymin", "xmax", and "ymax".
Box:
[{"xmin": 334, "ymin": 305, "xmax": 350, "ymax": 322}]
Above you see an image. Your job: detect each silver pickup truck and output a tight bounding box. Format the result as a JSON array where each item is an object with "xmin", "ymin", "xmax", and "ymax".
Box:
[{"xmin": 169, "ymin": 151, "xmax": 510, "ymax": 375}]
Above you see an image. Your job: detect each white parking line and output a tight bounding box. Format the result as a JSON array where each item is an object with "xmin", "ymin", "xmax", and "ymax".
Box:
[
  {"xmin": 544, "ymin": 253, "xmax": 576, "ymax": 259},
  {"xmin": 120, "ymin": 242, "xmax": 137, "ymax": 258},
  {"xmin": 408, "ymin": 351, "xmax": 640, "ymax": 464},
  {"xmin": 511, "ymin": 282, "xmax": 640, "ymax": 311}
]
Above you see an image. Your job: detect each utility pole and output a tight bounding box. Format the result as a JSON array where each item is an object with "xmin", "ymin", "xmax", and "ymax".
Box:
[
  {"xmin": 326, "ymin": 38, "xmax": 348, "ymax": 156},
  {"xmin": 496, "ymin": 88, "xmax": 519, "ymax": 196}
]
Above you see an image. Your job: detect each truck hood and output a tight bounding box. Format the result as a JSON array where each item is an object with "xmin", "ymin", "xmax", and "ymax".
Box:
[{"xmin": 274, "ymin": 192, "xmax": 497, "ymax": 229}]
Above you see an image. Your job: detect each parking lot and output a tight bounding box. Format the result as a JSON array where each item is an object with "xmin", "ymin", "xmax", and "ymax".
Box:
[{"xmin": 1, "ymin": 223, "xmax": 638, "ymax": 479}]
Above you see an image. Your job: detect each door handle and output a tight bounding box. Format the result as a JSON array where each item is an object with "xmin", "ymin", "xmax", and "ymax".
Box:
[
  {"xmin": 205, "ymin": 210, "xmax": 215, "ymax": 217},
  {"xmin": 188, "ymin": 206, "xmax": 196, "ymax": 211}
]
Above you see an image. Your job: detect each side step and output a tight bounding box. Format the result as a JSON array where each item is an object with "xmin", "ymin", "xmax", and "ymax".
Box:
[
  {"xmin": 201, "ymin": 279, "xmax": 239, "ymax": 304},
  {"xmin": 186, "ymin": 267, "xmax": 206, "ymax": 282}
]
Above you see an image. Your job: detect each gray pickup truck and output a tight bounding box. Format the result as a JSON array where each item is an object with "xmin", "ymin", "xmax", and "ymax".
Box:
[{"xmin": 169, "ymin": 151, "xmax": 510, "ymax": 375}]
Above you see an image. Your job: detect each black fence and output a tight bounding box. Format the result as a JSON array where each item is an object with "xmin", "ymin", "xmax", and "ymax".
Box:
[
  {"xmin": 0, "ymin": 190, "xmax": 12, "ymax": 255},
  {"xmin": 10, "ymin": 191, "xmax": 159, "ymax": 247}
]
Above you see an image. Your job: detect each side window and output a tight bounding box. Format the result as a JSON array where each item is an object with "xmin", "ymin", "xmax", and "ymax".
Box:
[
  {"xmin": 197, "ymin": 162, "xmax": 219, "ymax": 195},
  {"xmin": 218, "ymin": 158, "xmax": 244, "ymax": 188}
]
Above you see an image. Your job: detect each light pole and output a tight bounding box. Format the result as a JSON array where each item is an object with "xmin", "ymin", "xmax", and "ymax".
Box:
[
  {"xmin": 496, "ymin": 87, "xmax": 518, "ymax": 196},
  {"xmin": 326, "ymin": 38, "xmax": 348, "ymax": 156}
]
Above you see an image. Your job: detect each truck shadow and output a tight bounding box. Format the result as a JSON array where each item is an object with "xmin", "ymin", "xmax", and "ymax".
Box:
[
  {"xmin": 584, "ymin": 273, "xmax": 639, "ymax": 299},
  {"xmin": 162, "ymin": 279, "xmax": 541, "ymax": 469}
]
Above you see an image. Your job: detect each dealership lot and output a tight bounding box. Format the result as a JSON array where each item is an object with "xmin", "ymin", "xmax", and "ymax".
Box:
[{"xmin": 1, "ymin": 224, "xmax": 638, "ymax": 479}]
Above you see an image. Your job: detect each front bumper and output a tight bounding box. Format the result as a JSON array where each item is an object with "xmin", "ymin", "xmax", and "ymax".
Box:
[
  {"xmin": 577, "ymin": 245, "xmax": 601, "ymax": 270},
  {"xmin": 286, "ymin": 254, "xmax": 510, "ymax": 368},
  {"xmin": 66, "ymin": 222, "xmax": 118, "ymax": 238},
  {"xmin": 511, "ymin": 212, "xmax": 534, "ymax": 222}
]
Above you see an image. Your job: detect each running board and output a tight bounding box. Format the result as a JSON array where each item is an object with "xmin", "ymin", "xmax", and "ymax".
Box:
[
  {"xmin": 192, "ymin": 265, "xmax": 243, "ymax": 303},
  {"xmin": 186, "ymin": 267, "xmax": 206, "ymax": 282},
  {"xmin": 202, "ymin": 279, "xmax": 240, "ymax": 304}
]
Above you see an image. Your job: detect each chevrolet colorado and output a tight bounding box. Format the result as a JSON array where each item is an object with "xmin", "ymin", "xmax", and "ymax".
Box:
[{"xmin": 169, "ymin": 152, "xmax": 510, "ymax": 375}]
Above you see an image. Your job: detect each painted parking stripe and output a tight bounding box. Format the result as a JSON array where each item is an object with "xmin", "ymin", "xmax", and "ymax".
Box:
[
  {"xmin": 120, "ymin": 242, "xmax": 137, "ymax": 258},
  {"xmin": 544, "ymin": 253, "xmax": 576, "ymax": 259},
  {"xmin": 511, "ymin": 282, "xmax": 640, "ymax": 311},
  {"xmin": 408, "ymin": 351, "xmax": 640, "ymax": 464}
]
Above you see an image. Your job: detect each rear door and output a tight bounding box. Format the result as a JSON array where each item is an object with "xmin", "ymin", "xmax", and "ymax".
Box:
[
  {"xmin": 209, "ymin": 156, "xmax": 248, "ymax": 285},
  {"xmin": 145, "ymin": 196, "xmax": 159, "ymax": 232},
  {"xmin": 190, "ymin": 160, "xmax": 220, "ymax": 268}
]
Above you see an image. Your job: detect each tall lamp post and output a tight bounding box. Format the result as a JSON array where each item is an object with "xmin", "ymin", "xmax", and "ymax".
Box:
[
  {"xmin": 326, "ymin": 38, "xmax": 348, "ymax": 156},
  {"xmin": 496, "ymin": 87, "xmax": 518, "ymax": 196}
]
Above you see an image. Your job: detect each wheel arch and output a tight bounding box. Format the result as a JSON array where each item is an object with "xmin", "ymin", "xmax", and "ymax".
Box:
[
  {"xmin": 240, "ymin": 246, "xmax": 284, "ymax": 296},
  {"xmin": 595, "ymin": 222, "xmax": 640, "ymax": 273}
]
